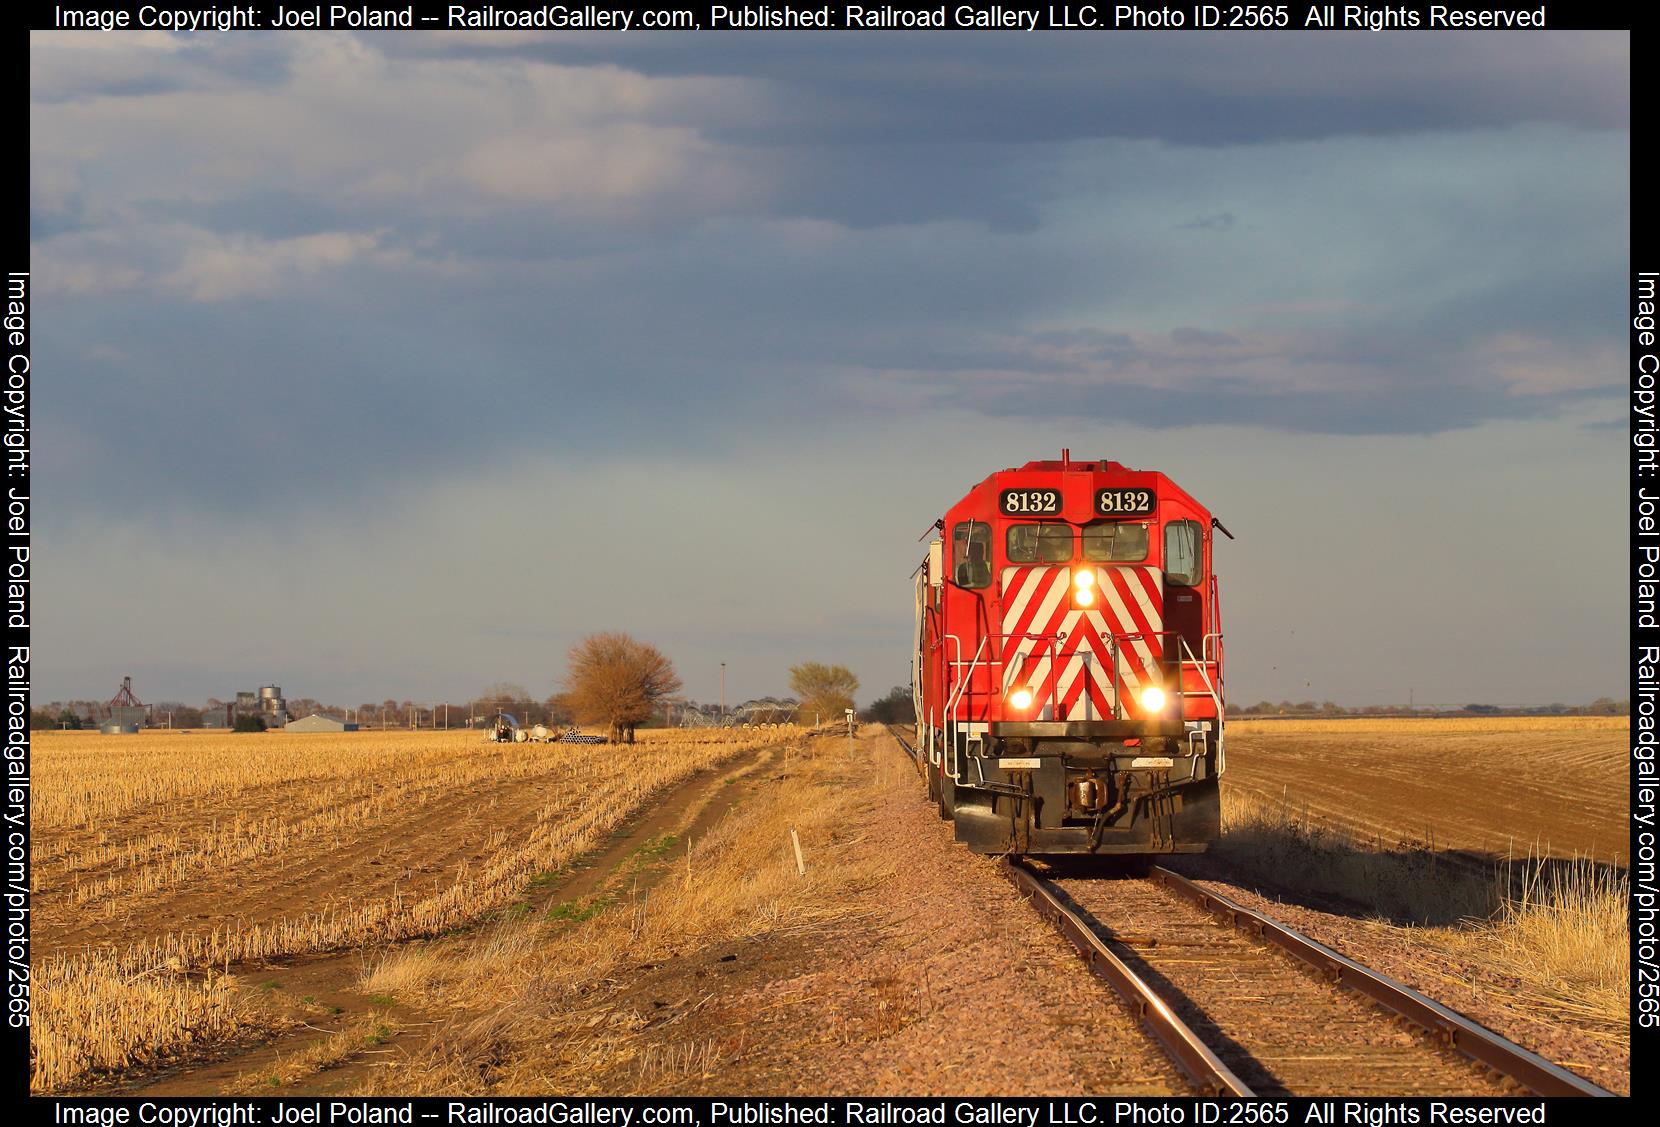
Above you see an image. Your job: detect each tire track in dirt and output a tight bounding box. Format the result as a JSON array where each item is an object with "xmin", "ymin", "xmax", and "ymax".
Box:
[{"xmin": 119, "ymin": 745, "xmax": 779, "ymax": 1097}]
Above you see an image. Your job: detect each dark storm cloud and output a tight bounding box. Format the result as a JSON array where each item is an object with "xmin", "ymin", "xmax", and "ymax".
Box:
[
  {"xmin": 30, "ymin": 32, "xmax": 295, "ymax": 103},
  {"xmin": 31, "ymin": 31, "xmax": 1628, "ymax": 524},
  {"xmin": 382, "ymin": 32, "xmax": 1627, "ymax": 143}
]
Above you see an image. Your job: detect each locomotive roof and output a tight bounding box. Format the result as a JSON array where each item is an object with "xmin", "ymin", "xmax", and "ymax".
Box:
[{"xmin": 948, "ymin": 457, "xmax": 1209, "ymax": 516}]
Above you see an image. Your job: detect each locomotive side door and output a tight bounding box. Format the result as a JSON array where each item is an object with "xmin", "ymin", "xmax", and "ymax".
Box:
[{"xmin": 1161, "ymin": 511, "xmax": 1208, "ymax": 660}]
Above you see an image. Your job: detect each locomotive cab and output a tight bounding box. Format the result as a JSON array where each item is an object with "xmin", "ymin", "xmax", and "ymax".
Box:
[{"xmin": 913, "ymin": 452, "xmax": 1227, "ymax": 856}]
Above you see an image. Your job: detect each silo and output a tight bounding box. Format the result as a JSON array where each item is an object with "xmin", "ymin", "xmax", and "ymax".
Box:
[{"xmin": 259, "ymin": 685, "xmax": 287, "ymax": 717}]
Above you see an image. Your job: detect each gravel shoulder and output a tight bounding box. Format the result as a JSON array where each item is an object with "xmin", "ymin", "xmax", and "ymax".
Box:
[{"xmin": 650, "ymin": 732, "xmax": 1185, "ymax": 1096}]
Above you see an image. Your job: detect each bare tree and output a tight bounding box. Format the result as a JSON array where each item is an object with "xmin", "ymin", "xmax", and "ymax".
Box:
[
  {"xmin": 564, "ymin": 632, "xmax": 682, "ymax": 743},
  {"xmin": 479, "ymin": 682, "xmax": 531, "ymax": 705},
  {"xmin": 789, "ymin": 662, "xmax": 859, "ymax": 726}
]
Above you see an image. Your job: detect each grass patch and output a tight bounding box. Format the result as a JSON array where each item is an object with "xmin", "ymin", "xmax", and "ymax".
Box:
[
  {"xmin": 546, "ymin": 897, "xmax": 612, "ymax": 924},
  {"xmin": 634, "ymin": 834, "xmax": 678, "ymax": 861},
  {"xmin": 525, "ymin": 869, "xmax": 567, "ymax": 893}
]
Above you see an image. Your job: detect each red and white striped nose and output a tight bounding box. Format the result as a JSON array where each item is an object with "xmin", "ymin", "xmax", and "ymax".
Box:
[{"xmin": 1001, "ymin": 563, "xmax": 1166, "ymax": 721}]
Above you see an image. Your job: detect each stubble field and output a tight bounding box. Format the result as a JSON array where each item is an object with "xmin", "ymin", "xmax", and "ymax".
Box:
[
  {"xmin": 28, "ymin": 716, "xmax": 1632, "ymax": 1095},
  {"xmin": 1219, "ymin": 717, "xmax": 1629, "ymax": 864},
  {"xmin": 30, "ymin": 726, "xmax": 784, "ymax": 1092}
]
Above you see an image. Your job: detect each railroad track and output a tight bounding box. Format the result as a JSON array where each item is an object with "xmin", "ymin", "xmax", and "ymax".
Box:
[
  {"xmin": 883, "ymin": 724, "xmax": 1611, "ymax": 1096},
  {"xmin": 1006, "ymin": 859, "xmax": 1614, "ymax": 1098},
  {"xmin": 889, "ymin": 724, "xmax": 919, "ymax": 764}
]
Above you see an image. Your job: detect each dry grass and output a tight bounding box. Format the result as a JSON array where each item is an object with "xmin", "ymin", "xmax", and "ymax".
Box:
[
  {"xmin": 1214, "ymin": 787, "xmax": 1497, "ymax": 923},
  {"xmin": 1215, "ymin": 786, "xmax": 1629, "ymax": 1029},
  {"xmin": 1484, "ymin": 861, "xmax": 1629, "ymax": 1027},
  {"xmin": 351, "ymin": 732, "xmax": 895, "ymax": 1094},
  {"xmin": 31, "ymin": 727, "xmax": 787, "ymax": 1094}
]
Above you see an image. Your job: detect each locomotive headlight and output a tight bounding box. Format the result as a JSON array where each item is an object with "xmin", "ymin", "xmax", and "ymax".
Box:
[
  {"xmin": 1074, "ymin": 569, "xmax": 1095, "ymax": 589},
  {"xmin": 1139, "ymin": 686, "xmax": 1167, "ymax": 713},
  {"xmin": 1074, "ymin": 586, "xmax": 1096, "ymax": 607},
  {"xmin": 1009, "ymin": 687, "xmax": 1034, "ymax": 711}
]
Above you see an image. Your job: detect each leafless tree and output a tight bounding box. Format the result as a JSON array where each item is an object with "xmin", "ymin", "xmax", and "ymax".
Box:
[{"xmin": 564, "ymin": 632, "xmax": 682, "ymax": 743}]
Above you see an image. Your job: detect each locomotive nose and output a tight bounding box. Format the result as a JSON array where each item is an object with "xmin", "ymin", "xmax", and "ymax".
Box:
[{"xmin": 1000, "ymin": 563, "xmax": 1166, "ymax": 722}]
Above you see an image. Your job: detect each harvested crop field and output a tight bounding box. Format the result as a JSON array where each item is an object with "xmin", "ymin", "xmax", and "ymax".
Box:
[
  {"xmin": 30, "ymin": 726, "xmax": 783, "ymax": 1093},
  {"xmin": 1220, "ymin": 717, "xmax": 1629, "ymax": 864},
  {"xmin": 29, "ymin": 721, "xmax": 1626, "ymax": 1097}
]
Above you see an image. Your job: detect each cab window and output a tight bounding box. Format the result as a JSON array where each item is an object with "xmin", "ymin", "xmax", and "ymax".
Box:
[
  {"xmin": 952, "ymin": 521, "xmax": 992, "ymax": 589},
  {"xmin": 1082, "ymin": 521, "xmax": 1149, "ymax": 562},
  {"xmin": 1164, "ymin": 520, "xmax": 1204, "ymax": 586},
  {"xmin": 1007, "ymin": 522, "xmax": 1073, "ymax": 563}
]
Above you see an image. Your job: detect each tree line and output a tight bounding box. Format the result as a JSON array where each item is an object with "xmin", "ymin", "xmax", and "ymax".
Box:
[{"xmin": 31, "ymin": 638, "xmax": 920, "ymax": 737}]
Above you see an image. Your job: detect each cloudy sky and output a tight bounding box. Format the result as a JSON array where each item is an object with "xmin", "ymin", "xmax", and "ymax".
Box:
[{"xmin": 32, "ymin": 29, "xmax": 1628, "ymax": 709}]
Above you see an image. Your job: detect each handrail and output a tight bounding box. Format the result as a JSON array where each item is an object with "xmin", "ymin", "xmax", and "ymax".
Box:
[
  {"xmin": 942, "ymin": 633, "xmax": 986, "ymax": 781},
  {"xmin": 998, "ymin": 632, "xmax": 1062, "ymax": 720},
  {"xmin": 950, "ymin": 627, "xmax": 1221, "ymax": 733},
  {"xmin": 1178, "ymin": 637, "xmax": 1223, "ymax": 715},
  {"xmin": 1179, "ymin": 636, "xmax": 1226, "ymax": 773},
  {"xmin": 1200, "ymin": 631, "xmax": 1222, "ymax": 664}
]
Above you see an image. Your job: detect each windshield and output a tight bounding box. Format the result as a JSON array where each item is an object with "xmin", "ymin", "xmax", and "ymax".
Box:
[
  {"xmin": 1082, "ymin": 521, "xmax": 1150, "ymax": 562},
  {"xmin": 1007, "ymin": 522, "xmax": 1073, "ymax": 563}
]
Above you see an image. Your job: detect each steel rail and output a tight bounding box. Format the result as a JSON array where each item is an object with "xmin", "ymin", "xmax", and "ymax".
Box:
[
  {"xmin": 889, "ymin": 725, "xmax": 919, "ymax": 764},
  {"xmin": 1003, "ymin": 859, "xmax": 1256, "ymax": 1097},
  {"xmin": 1148, "ymin": 866, "xmax": 1615, "ymax": 1098}
]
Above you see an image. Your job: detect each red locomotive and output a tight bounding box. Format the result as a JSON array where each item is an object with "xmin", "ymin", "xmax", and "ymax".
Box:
[{"xmin": 912, "ymin": 451, "xmax": 1230, "ymax": 855}]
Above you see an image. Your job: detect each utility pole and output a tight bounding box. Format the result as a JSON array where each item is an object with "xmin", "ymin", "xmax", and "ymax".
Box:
[{"xmin": 720, "ymin": 663, "xmax": 726, "ymax": 723}]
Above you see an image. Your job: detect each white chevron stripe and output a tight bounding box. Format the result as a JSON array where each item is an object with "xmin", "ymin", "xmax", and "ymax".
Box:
[
  {"xmin": 1124, "ymin": 567, "xmax": 1164, "ymax": 633},
  {"xmin": 1001, "ymin": 567, "xmax": 1042, "ymax": 634},
  {"xmin": 1000, "ymin": 568, "xmax": 1041, "ymax": 692},
  {"xmin": 1099, "ymin": 576, "xmax": 1159, "ymax": 685}
]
